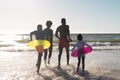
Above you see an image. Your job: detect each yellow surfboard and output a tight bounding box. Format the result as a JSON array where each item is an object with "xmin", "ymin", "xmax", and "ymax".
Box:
[{"xmin": 28, "ymin": 40, "xmax": 51, "ymax": 50}]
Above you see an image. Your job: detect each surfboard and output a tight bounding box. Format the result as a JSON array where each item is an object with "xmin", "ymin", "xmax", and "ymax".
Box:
[
  {"xmin": 71, "ymin": 46, "xmax": 92, "ymax": 57},
  {"xmin": 28, "ymin": 40, "xmax": 51, "ymax": 50}
]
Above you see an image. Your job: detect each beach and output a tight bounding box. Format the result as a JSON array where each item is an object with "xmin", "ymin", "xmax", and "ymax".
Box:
[{"xmin": 0, "ymin": 49, "xmax": 120, "ymax": 80}]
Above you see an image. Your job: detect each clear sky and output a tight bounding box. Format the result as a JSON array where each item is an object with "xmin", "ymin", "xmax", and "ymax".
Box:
[{"xmin": 0, "ymin": 0, "xmax": 120, "ymax": 34}]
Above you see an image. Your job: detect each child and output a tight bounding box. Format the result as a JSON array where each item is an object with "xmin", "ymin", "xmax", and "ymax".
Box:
[
  {"xmin": 43, "ymin": 21, "xmax": 53, "ymax": 65},
  {"xmin": 30, "ymin": 24, "xmax": 44, "ymax": 74},
  {"xmin": 72, "ymin": 34, "xmax": 91, "ymax": 74}
]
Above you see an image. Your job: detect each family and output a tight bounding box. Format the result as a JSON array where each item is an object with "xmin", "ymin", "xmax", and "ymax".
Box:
[{"xmin": 30, "ymin": 18, "xmax": 90, "ymax": 75}]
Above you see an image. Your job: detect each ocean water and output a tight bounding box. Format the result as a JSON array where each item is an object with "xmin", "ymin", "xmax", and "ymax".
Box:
[
  {"xmin": 0, "ymin": 33, "xmax": 120, "ymax": 52},
  {"xmin": 70, "ymin": 34, "xmax": 120, "ymax": 50},
  {"xmin": 0, "ymin": 34, "xmax": 120, "ymax": 80}
]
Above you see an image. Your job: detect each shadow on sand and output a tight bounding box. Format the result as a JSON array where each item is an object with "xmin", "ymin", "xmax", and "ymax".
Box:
[{"xmin": 38, "ymin": 65, "xmax": 118, "ymax": 80}]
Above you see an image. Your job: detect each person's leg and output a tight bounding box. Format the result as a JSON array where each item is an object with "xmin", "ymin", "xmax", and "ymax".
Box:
[
  {"xmin": 58, "ymin": 47, "xmax": 63, "ymax": 68},
  {"xmin": 37, "ymin": 53, "xmax": 42, "ymax": 74},
  {"xmin": 36, "ymin": 53, "xmax": 39, "ymax": 67},
  {"xmin": 44, "ymin": 49, "xmax": 47, "ymax": 65},
  {"xmin": 77, "ymin": 56, "xmax": 81, "ymax": 73},
  {"xmin": 82, "ymin": 55, "xmax": 85, "ymax": 72},
  {"xmin": 48, "ymin": 46, "xmax": 53, "ymax": 64},
  {"xmin": 65, "ymin": 47, "xmax": 70, "ymax": 65}
]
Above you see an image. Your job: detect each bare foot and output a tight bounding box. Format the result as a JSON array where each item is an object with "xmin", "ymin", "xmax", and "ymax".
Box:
[
  {"xmin": 48, "ymin": 59, "xmax": 50, "ymax": 64},
  {"xmin": 37, "ymin": 70, "xmax": 39, "ymax": 74},
  {"xmin": 36, "ymin": 63, "xmax": 38, "ymax": 68}
]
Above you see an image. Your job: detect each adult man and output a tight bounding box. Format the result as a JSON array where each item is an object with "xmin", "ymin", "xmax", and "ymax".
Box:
[{"xmin": 55, "ymin": 18, "xmax": 72, "ymax": 68}]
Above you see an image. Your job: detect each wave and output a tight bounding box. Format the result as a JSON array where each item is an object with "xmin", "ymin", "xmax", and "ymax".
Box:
[
  {"xmin": 0, "ymin": 44, "xmax": 120, "ymax": 52},
  {"xmin": 70, "ymin": 41, "xmax": 120, "ymax": 51},
  {"xmin": 0, "ymin": 38, "xmax": 120, "ymax": 52}
]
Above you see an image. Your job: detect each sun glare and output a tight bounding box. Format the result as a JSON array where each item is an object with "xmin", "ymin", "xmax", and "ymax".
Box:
[{"xmin": 1, "ymin": 34, "xmax": 18, "ymax": 43}]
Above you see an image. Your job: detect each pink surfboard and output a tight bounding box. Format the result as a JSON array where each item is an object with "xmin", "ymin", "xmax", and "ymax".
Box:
[{"xmin": 71, "ymin": 46, "xmax": 92, "ymax": 57}]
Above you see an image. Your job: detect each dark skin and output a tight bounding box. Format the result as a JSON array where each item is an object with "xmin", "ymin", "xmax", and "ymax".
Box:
[
  {"xmin": 77, "ymin": 54, "xmax": 85, "ymax": 73},
  {"xmin": 55, "ymin": 18, "xmax": 72, "ymax": 68},
  {"xmin": 77, "ymin": 34, "xmax": 85, "ymax": 74},
  {"xmin": 72, "ymin": 34, "xmax": 86, "ymax": 74},
  {"xmin": 44, "ymin": 21, "xmax": 53, "ymax": 65},
  {"xmin": 30, "ymin": 24, "xmax": 44, "ymax": 74}
]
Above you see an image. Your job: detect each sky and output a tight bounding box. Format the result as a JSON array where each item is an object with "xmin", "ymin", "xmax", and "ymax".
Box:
[{"xmin": 0, "ymin": 0, "xmax": 120, "ymax": 34}]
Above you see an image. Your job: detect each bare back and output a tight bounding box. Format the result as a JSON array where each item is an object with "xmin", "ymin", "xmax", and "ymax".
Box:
[{"xmin": 55, "ymin": 25, "xmax": 70, "ymax": 39}]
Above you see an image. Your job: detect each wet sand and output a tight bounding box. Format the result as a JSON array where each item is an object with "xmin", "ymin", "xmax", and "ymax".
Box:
[{"xmin": 0, "ymin": 50, "xmax": 120, "ymax": 80}]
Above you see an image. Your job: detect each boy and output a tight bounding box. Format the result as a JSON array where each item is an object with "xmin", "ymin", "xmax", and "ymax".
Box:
[
  {"xmin": 43, "ymin": 21, "xmax": 53, "ymax": 65},
  {"xmin": 30, "ymin": 24, "xmax": 44, "ymax": 74}
]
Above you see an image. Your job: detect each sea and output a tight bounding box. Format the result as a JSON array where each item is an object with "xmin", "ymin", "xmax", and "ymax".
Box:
[
  {"xmin": 0, "ymin": 33, "xmax": 120, "ymax": 52},
  {"xmin": 0, "ymin": 33, "xmax": 120, "ymax": 80}
]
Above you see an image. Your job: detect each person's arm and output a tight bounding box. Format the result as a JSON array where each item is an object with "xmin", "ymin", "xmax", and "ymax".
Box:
[
  {"xmin": 67, "ymin": 26, "xmax": 72, "ymax": 41},
  {"xmin": 51, "ymin": 30, "xmax": 53, "ymax": 42},
  {"xmin": 30, "ymin": 32, "xmax": 33, "ymax": 40},
  {"xmin": 55, "ymin": 28, "xmax": 59, "ymax": 39},
  {"xmin": 30, "ymin": 31, "xmax": 35, "ymax": 40},
  {"xmin": 43, "ymin": 29, "xmax": 46, "ymax": 40},
  {"xmin": 72, "ymin": 42, "xmax": 78, "ymax": 51}
]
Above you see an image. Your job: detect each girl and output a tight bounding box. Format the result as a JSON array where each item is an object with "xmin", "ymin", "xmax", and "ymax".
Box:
[{"xmin": 72, "ymin": 34, "xmax": 91, "ymax": 73}]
